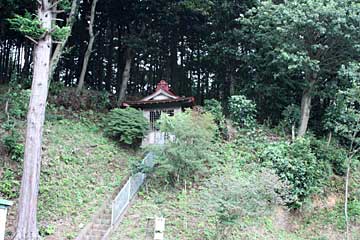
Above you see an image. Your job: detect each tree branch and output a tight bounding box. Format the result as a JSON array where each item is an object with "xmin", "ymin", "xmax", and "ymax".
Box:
[
  {"xmin": 48, "ymin": 0, "xmax": 61, "ymax": 10},
  {"xmin": 52, "ymin": 18, "xmax": 64, "ymax": 22},
  {"xmin": 25, "ymin": 35, "xmax": 38, "ymax": 44},
  {"xmin": 52, "ymin": 10, "xmax": 65, "ymax": 14}
]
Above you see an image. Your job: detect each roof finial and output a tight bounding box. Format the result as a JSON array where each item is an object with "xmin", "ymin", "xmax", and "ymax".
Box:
[{"xmin": 156, "ymin": 80, "xmax": 170, "ymax": 91}]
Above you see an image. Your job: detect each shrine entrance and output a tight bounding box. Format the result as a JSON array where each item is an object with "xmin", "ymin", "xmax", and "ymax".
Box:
[{"xmin": 122, "ymin": 80, "xmax": 195, "ymax": 145}]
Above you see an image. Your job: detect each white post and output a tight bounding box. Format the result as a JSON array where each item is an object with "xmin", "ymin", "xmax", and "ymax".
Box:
[
  {"xmin": 153, "ymin": 217, "xmax": 165, "ymax": 240},
  {"xmin": 0, "ymin": 199, "xmax": 13, "ymax": 240}
]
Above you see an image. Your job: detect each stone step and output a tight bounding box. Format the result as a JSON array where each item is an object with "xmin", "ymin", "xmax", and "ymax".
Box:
[
  {"xmin": 91, "ymin": 223, "xmax": 110, "ymax": 231},
  {"xmin": 94, "ymin": 218, "xmax": 111, "ymax": 226},
  {"xmin": 85, "ymin": 235, "xmax": 101, "ymax": 240},
  {"xmin": 102, "ymin": 208, "xmax": 111, "ymax": 215},
  {"xmin": 98, "ymin": 214, "xmax": 111, "ymax": 220},
  {"xmin": 86, "ymin": 229, "xmax": 106, "ymax": 239}
]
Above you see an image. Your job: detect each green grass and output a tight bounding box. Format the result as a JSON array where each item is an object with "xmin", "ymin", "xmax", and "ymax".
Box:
[
  {"xmin": 36, "ymin": 118, "xmax": 136, "ymax": 238},
  {"xmin": 1, "ymin": 114, "xmax": 139, "ymax": 239},
  {"xmin": 111, "ymin": 183, "xmax": 360, "ymax": 240}
]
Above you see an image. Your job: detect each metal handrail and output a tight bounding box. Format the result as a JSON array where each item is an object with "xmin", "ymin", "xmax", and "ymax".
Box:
[{"xmin": 111, "ymin": 152, "xmax": 155, "ymax": 225}]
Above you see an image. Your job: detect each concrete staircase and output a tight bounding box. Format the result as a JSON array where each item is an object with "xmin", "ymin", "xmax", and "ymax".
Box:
[
  {"xmin": 82, "ymin": 206, "xmax": 112, "ymax": 240},
  {"xmin": 76, "ymin": 199, "xmax": 113, "ymax": 240},
  {"xmin": 76, "ymin": 153, "xmax": 155, "ymax": 240}
]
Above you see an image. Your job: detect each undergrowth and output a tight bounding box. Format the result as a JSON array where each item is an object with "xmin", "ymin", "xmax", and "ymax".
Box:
[{"xmin": 2, "ymin": 114, "xmax": 138, "ymax": 239}]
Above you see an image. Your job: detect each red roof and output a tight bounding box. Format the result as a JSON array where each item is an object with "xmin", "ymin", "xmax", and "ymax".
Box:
[{"xmin": 122, "ymin": 80, "xmax": 195, "ymax": 108}]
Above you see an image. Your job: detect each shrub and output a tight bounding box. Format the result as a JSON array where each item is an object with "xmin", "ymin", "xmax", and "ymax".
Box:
[
  {"xmin": 91, "ymin": 90, "xmax": 110, "ymax": 110},
  {"xmin": 0, "ymin": 168, "xmax": 20, "ymax": 199},
  {"xmin": 310, "ymin": 138, "xmax": 348, "ymax": 176},
  {"xmin": 49, "ymin": 81, "xmax": 65, "ymax": 95},
  {"xmin": 204, "ymin": 99, "xmax": 227, "ymax": 138},
  {"xmin": 348, "ymin": 199, "xmax": 360, "ymax": 222},
  {"xmin": 103, "ymin": 107, "xmax": 148, "ymax": 145},
  {"xmin": 199, "ymin": 167, "xmax": 288, "ymax": 239},
  {"xmin": 260, "ymin": 138, "xmax": 330, "ymax": 208},
  {"xmin": 204, "ymin": 99, "xmax": 224, "ymax": 123},
  {"xmin": 1, "ymin": 123, "xmax": 24, "ymax": 162},
  {"xmin": 50, "ymin": 88, "xmax": 112, "ymax": 111},
  {"xmin": 6, "ymin": 88, "xmax": 31, "ymax": 119},
  {"xmin": 39, "ymin": 224, "xmax": 56, "ymax": 237},
  {"xmin": 151, "ymin": 110, "xmax": 216, "ymax": 184},
  {"xmin": 280, "ymin": 104, "xmax": 301, "ymax": 134},
  {"xmin": 228, "ymin": 95, "xmax": 256, "ymax": 128}
]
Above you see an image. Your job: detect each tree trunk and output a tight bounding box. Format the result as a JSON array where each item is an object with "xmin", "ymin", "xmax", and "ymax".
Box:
[
  {"xmin": 117, "ymin": 47, "xmax": 133, "ymax": 104},
  {"xmin": 115, "ymin": 27, "xmax": 123, "ymax": 95},
  {"xmin": 49, "ymin": 0, "xmax": 80, "ymax": 82},
  {"xmin": 105, "ymin": 21, "xmax": 114, "ymax": 91},
  {"xmin": 21, "ymin": 45, "xmax": 32, "ymax": 78},
  {"xmin": 298, "ymin": 79, "xmax": 315, "ymax": 137},
  {"xmin": 14, "ymin": 1, "xmax": 52, "ymax": 239},
  {"xmin": 76, "ymin": 0, "xmax": 98, "ymax": 93},
  {"xmin": 3, "ymin": 41, "xmax": 10, "ymax": 82},
  {"xmin": 169, "ymin": 38, "xmax": 178, "ymax": 90},
  {"xmin": 229, "ymin": 73, "xmax": 235, "ymax": 96},
  {"xmin": 327, "ymin": 131, "xmax": 332, "ymax": 147}
]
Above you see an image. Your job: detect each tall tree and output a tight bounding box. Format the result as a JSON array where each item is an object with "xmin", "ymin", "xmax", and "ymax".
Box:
[
  {"xmin": 13, "ymin": 1, "xmax": 52, "ymax": 239},
  {"xmin": 7, "ymin": 0, "xmax": 76, "ymax": 238},
  {"xmin": 118, "ymin": 47, "xmax": 133, "ymax": 103},
  {"xmin": 77, "ymin": 0, "xmax": 98, "ymax": 93},
  {"xmin": 241, "ymin": 0, "xmax": 360, "ymax": 136}
]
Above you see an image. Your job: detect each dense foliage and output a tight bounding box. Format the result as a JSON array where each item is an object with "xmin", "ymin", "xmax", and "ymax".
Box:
[
  {"xmin": 151, "ymin": 110, "xmax": 216, "ymax": 184},
  {"xmin": 203, "ymin": 99, "xmax": 227, "ymax": 137},
  {"xmin": 103, "ymin": 107, "xmax": 148, "ymax": 145},
  {"xmin": 241, "ymin": 0, "xmax": 360, "ymax": 131},
  {"xmin": 260, "ymin": 138, "xmax": 332, "ymax": 208},
  {"xmin": 228, "ymin": 95, "xmax": 256, "ymax": 128},
  {"xmin": 1, "ymin": 0, "xmax": 359, "ymax": 136},
  {"xmin": 200, "ymin": 167, "xmax": 287, "ymax": 239},
  {"xmin": 324, "ymin": 65, "xmax": 360, "ymax": 149}
]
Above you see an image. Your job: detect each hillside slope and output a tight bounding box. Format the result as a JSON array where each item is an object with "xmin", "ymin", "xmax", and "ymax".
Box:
[
  {"xmin": 111, "ymin": 130, "xmax": 360, "ymax": 240},
  {"xmin": 2, "ymin": 115, "xmax": 137, "ymax": 239}
]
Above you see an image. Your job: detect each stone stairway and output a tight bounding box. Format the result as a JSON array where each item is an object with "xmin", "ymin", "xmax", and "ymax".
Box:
[
  {"xmin": 76, "ymin": 199, "xmax": 113, "ymax": 240},
  {"xmin": 82, "ymin": 206, "xmax": 112, "ymax": 240},
  {"xmin": 76, "ymin": 153, "xmax": 155, "ymax": 240}
]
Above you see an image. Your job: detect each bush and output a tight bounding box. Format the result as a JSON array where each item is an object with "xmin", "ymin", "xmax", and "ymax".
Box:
[
  {"xmin": 39, "ymin": 224, "xmax": 56, "ymax": 237},
  {"xmin": 6, "ymin": 88, "xmax": 31, "ymax": 119},
  {"xmin": 260, "ymin": 138, "xmax": 330, "ymax": 208},
  {"xmin": 49, "ymin": 81, "xmax": 65, "ymax": 95},
  {"xmin": 151, "ymin": 110, "xmax": 216, "ymax": 184},
  {"xmin": 204, "ymin": 99, "xmax": 227, "ymax": 138},
  {"xmin": 279, "ymin": 104, "xmax": 301, "ymax": 134},
  {"xmin": 1, "ymin": 122, "xmax": 24, "ymax": 162},
  {"xmin": 103, "ymin": 107, "xmax": 148, "ymax": 145},
  {"xmin": 228, "ymin": 95, "xmax": 256, "ymax": 128},
  {"xmin": 50, "ymin": 88, "xmax": 112, "ymax": 111},
  {"xmin": 0, "ymin": 168, "xmax": 20, "ymax": 199},
  {"xmin": 199, "ymin": 167, "xmax": 288, "ymax": 239},
  {"xmin": 310, "ymin": 138, "xmax": 348, "ymax": 176},
  {"xmin": 204, "ymin": 99, "xmax": 224, "ymax": 123}
]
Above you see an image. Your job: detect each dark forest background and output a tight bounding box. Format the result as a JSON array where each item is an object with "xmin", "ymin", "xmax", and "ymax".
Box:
[{"xmin": 1, "ymin": 0, "xmax": 359, "ymax": 133}]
